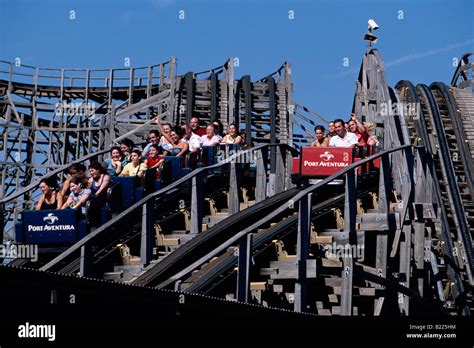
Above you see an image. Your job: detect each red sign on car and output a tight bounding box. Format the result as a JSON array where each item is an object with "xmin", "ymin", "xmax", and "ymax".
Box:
[{"xmin": 292, "ymin": 147, "xmax": 353, "ymax": 176}]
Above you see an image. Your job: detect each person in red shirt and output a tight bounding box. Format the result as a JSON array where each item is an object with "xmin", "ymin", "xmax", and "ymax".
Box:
[
  {"xmin": 145, "ymin": 144, "xmax": 164, "ymax": 178},
  {"xmin": 348, "ymin": 113, "xmax": 369, "ymax": 146},
  {"xmin": 190, "ymin": 117, "xmax": 206, "ymax": 136}
]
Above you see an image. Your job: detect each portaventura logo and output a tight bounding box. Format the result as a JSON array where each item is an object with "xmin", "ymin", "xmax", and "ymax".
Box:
[
  {"xmin": 18, "ymin": 322, "xmax": 56, "ymax": 341},
  {"xmin": 319, "ymin": 151, "xmax": 334, "ymax": 161},
  {"xmin": 303, "ymin": 160, "xmax": 348, "ymax": 168}
]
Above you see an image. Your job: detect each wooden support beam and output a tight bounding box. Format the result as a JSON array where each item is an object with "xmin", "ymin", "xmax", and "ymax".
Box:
[
  {"xmin": 341, "ymin": 256, "xmax": 353, "ymax": 316},
  {"xmin": 128, "ymin": 68, "xmax": 134, "ymax": 106},
  {"xmin": 378, "ymin": 153, "xmax": 392, "ymax": 214},
  {"xmin": 269, "ymin": 76, "xmax": 277, "ymax": 147},
  {"xmin": 140, "ymin": 199, "xmax": 155, "ymax": 267},
  {"xmin": 227, "ymin": 58, "xmax": 235, "ymax": 125},
  {"xmin": 255, "ymin": 149, "xmax": 267, "ymax": 202},
  {"xmin": 398, "ymin": 224, "xmax": 412, "ymax": 315},
  {"xmin": 185, "ymin": 71, "xmax": 194, "ymax": 123},
  {"xmin": 190, "ymin": 174, "xmax": 204, "ymax": 234},
  {"xmin": 375, "ymin": 233, "xmax": 388, "ymax": 290},
  {"xmin": 80, "ymin": 243, "xmax": 93, "ymax": 278},
  {"xmin": 168, "ymin": 56, "xmax": 177, "ymax": 124},
  {"xmin": 146, "ymin": 66, "xmax": 153, "ymax": 119},
  {"xmin": 274, "ymin": 146, "xmax": 286, "ymax": 195},
  {"xmin": 210, "ymin": 72, "xmax": 218, "ymax": 121},
  {"xmin": 229, "ymin": 162, "xmax": 240, "ymax": 215},
  {"xmin": 242, "ymin": 75, "xmax": 252, "ymax": 142},
  {"xmin": 414, "ymin": 222, "xmax": 425, "ymax": 297},
  {"xmin": 236, "ymin": 233, "xmax": 253, "ymax": 303},
  {"xmin": 344, "ymin": 169, "xmax": 357, "ymax": 245},
  {"xmin": 294, "ymin": 193, "xmax": 312, "ymax": 313}
]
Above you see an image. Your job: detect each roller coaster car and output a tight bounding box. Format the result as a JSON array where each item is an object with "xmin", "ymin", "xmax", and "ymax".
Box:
[
  {"xmin": 291, "ymin": 146, "xmax": 380, "ymax": 184},
  {"xmin": 13, "ymin": 146, "xmax": 241, "ymax": 247},
  {"xmin": 15, "ymin": 209, "xmax": 88, "ymax": 246}
]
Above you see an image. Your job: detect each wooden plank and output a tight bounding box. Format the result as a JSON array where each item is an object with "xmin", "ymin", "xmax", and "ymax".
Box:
[
  {"xmin": 398, "ymin": 225, "xmax": 412, "ymax": 314},
  {"xmin": 322, "ymin": 258, "xmax": 342, "ymax": 267},
  {"xmin": 313, "ymin": 236, "xmax": 333, "ymax": 244},
  {"xmin": 318, "ymin": 231, "xmax": 365, "ymax": 246},
  {"xmin": 359, "ymin": 287, "xmax": 376, "ymax": 296},
  {"xmin": 414, "ymin": 222, "xmax": 425, "ymax": 296},
  {"xmin": 250, "ymin": 282, "xmax": 266, "ymax": 291},
  {"xmin": 324, "ymin": 278, "xmax": 341, "ymax": 287},
  {"xmin": 340, "ymin": 256, "xmax": 353, "ymax": 315},
  {"xmin": 374, "ymin": 233, "xmax": 388, "ymax": 289},
  {"xmin": 357, "ymin": 212, "xmax": 400, "ymax": 231},
  {"xmin": 268, "ymin": 260, "xmax": 316, "ymax": 279},
  {"xmin": 328, "ymin": 294, "xmax": 338, "ymax": 303}
]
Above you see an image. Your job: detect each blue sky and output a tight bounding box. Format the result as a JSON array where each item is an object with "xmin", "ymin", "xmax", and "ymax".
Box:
[{"xmin": 0, "ymin": 0, "xmax": 472, "ymax": 121}]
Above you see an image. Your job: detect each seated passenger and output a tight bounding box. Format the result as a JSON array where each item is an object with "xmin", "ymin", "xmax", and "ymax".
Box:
[
  {"xmin": 168, "ymin": 127, "xmax": 189, "ymax": 156},
  {"xmin": 189, "ymin": 116, "xmax": 206, "ymax": 136},
  {"xmin": 221, "ymin": 123, "xmax": 242, "ymax": 145},
  {"xmin": 327, "ymin": 121, "xmax": 336, "ymax": 138},
  {"xmin": 145, "ymin": 144, "xmax": 165, "ymax": 177},
  {"xmin": 35, "ymin": 179, "xmax": 58, "ymax": 210},
  {"xmin": 310, "ymin": 125, "xmax": 329, "ymax": 147},
  {"xmin": 180, "ymin": 122, "xmax": 202, "ymax": 152},
  {"xmin": 158, "ymin": 123, "xmax": 174, "ymax": 153},
  {"xmin": 212, "ymin": 120, "xmax": 225, "ymax": 137},
  {"xmin": 103, "ymin": 146, "xmax": 125, "ymax": 176},
  {"xmin": 88, "ymin": 163, "xmax": 111, "ymax": 203},
  {"xmin": 348, "ymin": 113, "xmax": 369, "ymax": 146},
  {"xmin": 120, "ymin": 138, "xmax": 135, "ymax": 163},
  {"xmin": 60, "ymin": 177, "xmax": 91, "ymax": 216},
  {"xmin": 57, "ymin": 163, "xmax": 88, "ymax": 208},
  {"xmin": 328, "ymin": 119, "xmax": 359, "ymax": 148},
  {"xmin": 201, "ymin": 124, "xmax": 222, "ymax": 146},
  {"xmin": 120, "ymin": 150, "xmax": 147, "ymax": 177},
  {"xmin": 142, "ymin": 130, "xmax": 161, "ymax": 157}
]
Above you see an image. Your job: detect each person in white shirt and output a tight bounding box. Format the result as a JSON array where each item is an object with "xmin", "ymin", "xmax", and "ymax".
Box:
[
  {"xmin": 180, "ymin": 122, "xmax": 202, "ymax": 152},
  {"xmin": 329, "ymin": 119, "xmax": 359, "ymax": 148},
  {"xmin": 221, "ymin": 123, "xmax": 242, "ymax": 145},
  {"xmin": 158, "ymin": 123, "xmax": 174, "ymax": 153},
  {"xmin": 201, "ymin": 124, "xmax": 222, "ymax": 146}
]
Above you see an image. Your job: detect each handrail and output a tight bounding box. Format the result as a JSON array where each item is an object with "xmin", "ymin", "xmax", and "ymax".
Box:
[
  {"xmin": 193, "ymin": 60, "xmax": 229, "ymax": 77},
  {"xmin": 158, "ymin": 144, "xmax": 412, "ymax": 288},
  {"xmin": 40, "ymin": 143, "xmax": 299, "ymax": 271},
  {"xmin": 0, "ymin": 59, "xmax": 173, "ymax": 74},
  {"xmin": 255, "ymin": 62, "xmax": 287, "ymax": 82}
]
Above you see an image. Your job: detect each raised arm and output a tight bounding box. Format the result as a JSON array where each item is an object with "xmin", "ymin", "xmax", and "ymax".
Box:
[{"xmin": 351, "ymin": 113, "xmax": 366, "ymax": 133}]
